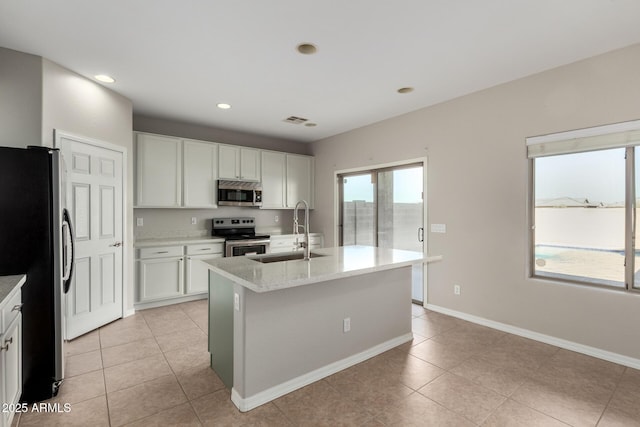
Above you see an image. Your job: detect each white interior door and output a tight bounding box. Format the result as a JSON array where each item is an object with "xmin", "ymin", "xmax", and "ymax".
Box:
[{"xmin": 57, "ymin": 132, "xmax": 124, "ymax": 339}]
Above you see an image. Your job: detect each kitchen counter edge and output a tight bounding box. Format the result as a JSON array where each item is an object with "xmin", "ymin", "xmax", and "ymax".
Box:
[{"xmin": 0, "ymin": 274, "xmax": 26, "ymax": 305}]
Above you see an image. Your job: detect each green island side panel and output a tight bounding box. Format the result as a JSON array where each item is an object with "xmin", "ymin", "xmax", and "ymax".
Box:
[{"xmin": 209, "ymin": 271, "xmax": 234, "ymax": 389}]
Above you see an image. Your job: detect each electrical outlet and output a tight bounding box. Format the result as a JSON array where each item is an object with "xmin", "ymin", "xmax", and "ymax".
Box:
[
  {"xmin": 136, "ymin": 218, "xmax": 143, "ymax": 227},
  {"xmin": 343, "ymin": 317, "xmax": 351, "ymax": 333},
  {"xmin": 454, "ymin": 285, "xmax": 461, "ymax": 295},
  {"xmin": 274, "ymin": 215, "xmax": 279, "ymax": 223},
  {"xmin": 234, "ymin": 293, "xmax": 240, "ymax": 311},
  {"xmin": 191, "ymin": 217, "xmax": 197, "ymax": 225}
]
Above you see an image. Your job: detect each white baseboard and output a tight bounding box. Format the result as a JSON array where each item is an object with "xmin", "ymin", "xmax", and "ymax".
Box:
[
  {"xmin": 231, "ymin": 333, "xmax": 413, "ymax": 412},
  {"xmin": 123, "ymin": 308, "xmax": 136, "ymax": 318},
  {"xmin": 133, "ymin": 293, "xmax": 207, "ymax": 311},
  {"xmin": 425, "ymin": 304, "xmax": 640, "ymax": 370}
]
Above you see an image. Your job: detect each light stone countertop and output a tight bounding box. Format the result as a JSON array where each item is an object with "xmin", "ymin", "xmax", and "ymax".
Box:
[
  {"xmin": 201, "ymin": 245, "xmax": 442, "ymax": 293},
  {"xmin": 134, "ymin": 236, "xmax": 226, "ymax": 248},
  {"xmin": 0, "ymin": 274, "xmax": 26, "ymax": 305}
]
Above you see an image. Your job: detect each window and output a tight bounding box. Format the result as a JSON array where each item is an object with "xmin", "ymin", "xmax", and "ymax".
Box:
[{"xmin": 528, "ymin": 120, "xmax": 640, "ymax": 291}]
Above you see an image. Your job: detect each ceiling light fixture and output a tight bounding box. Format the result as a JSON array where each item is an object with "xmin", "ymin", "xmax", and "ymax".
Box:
[
  {"xmin": 296, "ymin": 43, "xmax": 317, "ymax": 55},
  {"xmin": 397, "ymin": 87, "xmax": 414, "ymax": 94},
  {"xmin": 95, "ymin": 74, "xmax": 115, "ymax": 83},
  {"xmin": 304, "ymin": 123, "xmax": 317, "ymax": 127},
  {"xmin": 217, "ymin": 103, "xmax": 232, "ymax": 109}
]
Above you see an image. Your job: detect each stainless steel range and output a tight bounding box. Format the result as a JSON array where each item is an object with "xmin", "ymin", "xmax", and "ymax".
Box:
[{"xmin": 211, "ymin": 217, "xmax": 270, "ymax": 257}]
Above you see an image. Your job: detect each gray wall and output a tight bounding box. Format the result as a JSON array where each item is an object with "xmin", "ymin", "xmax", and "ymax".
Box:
[
  {"xmin": 311, "ymin": 43, "xmax": 640, "ymax": 359},
  {"xmin": 0, "ymin": 47, "xmax": 42, "ymax": 147},
  {"xmin": 41, "ymin": 59, "xmax": 135, "ymax": 311}
]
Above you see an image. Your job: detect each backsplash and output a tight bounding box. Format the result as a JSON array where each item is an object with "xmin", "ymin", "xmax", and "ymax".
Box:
[{"xmin": 134, "ymin": 207, "xmax": 297, "ymax": 240}]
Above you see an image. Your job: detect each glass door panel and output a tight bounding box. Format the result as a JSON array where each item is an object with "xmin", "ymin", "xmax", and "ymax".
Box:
[{"xmin": 340, "ymin": 173, "xmax": 375, "ymax": 246}]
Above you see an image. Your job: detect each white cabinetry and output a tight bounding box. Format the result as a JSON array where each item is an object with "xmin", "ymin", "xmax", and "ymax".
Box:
[
  {"xmin": 286, "ymin": 154, "xmax": 314, "ymax": 208},
  {"xmin": 1, "ymin": 285, "xmax": 22, "ymax": 427},
  {"xmin": 136, "ymin": 241, "xmax": 224, "ymax": 307},
  {"xmin": 136, "ymin": 134, "xmax": 182, "ymax": 207},
  {"xmin": 183, "ymin": 139, "xmax": 218, "ymax": 208},
  {"xmin": 269, "ymin": 233, "xmax": 324, "ymax": 254},
  {"xmin": 218, "ymin": 145, "xmax": 261, "ymax": 181},
  {"xmin": 260, "ymin": 151, "xmax": 286, "ymax": 208}
]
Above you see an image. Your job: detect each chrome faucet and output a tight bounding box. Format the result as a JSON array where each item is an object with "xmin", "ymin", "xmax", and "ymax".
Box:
[{"xmin": 293, "ymin": 200, "xmax": 310, "ymax": 261}]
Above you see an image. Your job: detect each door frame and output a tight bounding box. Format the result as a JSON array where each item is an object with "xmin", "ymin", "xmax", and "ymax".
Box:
[
  {"xmin": 333, "ymin": 156, "xmax": 429, "ymax": 304},
  {"xmin": 53, "ymin": 129, "xmax": 128, "ymax": 326}
]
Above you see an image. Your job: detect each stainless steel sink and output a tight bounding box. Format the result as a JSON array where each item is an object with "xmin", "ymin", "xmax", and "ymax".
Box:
[{"xmin": 248, "ymin": 252, "xmax": 325, "ymax": 263}]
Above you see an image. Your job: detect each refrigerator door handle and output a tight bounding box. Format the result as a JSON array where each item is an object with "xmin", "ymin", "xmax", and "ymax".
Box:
[{"xmin": 62, "ymin": 209, "xmax": 75, "ymax": 293}]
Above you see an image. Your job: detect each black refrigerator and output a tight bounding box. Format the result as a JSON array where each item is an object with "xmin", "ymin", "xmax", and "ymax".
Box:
[{"xmin": 0, "ymin": 146, "xmax": 74, "ymax": 403}]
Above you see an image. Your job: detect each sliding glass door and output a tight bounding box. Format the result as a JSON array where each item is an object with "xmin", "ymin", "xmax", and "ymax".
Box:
[{"xmin": 339, "ymin": 163, "xmax": 425, "ymax": 302}]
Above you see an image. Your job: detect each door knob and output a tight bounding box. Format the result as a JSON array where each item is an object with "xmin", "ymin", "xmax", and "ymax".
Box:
[{"xmin": 110, "ymin": 241, "xmax": 123, "ymax": 247}]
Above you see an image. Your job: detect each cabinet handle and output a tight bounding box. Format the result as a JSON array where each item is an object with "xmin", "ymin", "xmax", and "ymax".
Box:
[
  {"xmin": 12, "ymin": 303, "xmax": 23, "ymax": 312},
  {"xmin": 1, "ymin": 337, "xmax": 12, "ymax": 351},
  {"xmin": 199, "ymin": 248, "xmax": 211, "ymax": 251},
  {"xmin": 155, "ymin": 251, "xmax": 170, "ymax": 254}
]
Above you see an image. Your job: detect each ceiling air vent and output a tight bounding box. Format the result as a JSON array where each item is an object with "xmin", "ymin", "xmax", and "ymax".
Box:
[{"xmin": 283, "ymin": 116, "xmax": 309, "ymax": 125}]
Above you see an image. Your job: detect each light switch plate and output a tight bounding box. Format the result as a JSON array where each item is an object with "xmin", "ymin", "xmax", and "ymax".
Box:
[
  {"xmin": 430, "ymin": 223, "xmax": 446, "ymax": 233},
  {"xmin": 136, "ymin": 218, "xmax": 143, "ymax": 227}
]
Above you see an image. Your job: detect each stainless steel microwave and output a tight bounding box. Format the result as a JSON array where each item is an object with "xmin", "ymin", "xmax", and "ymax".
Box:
[{"xmin": 217, "ymin": 180, "xmax": 263, "ymax": 207}]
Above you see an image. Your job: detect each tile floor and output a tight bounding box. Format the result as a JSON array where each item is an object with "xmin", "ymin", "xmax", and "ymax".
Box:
[{"xmin": 12, "ymin": 301, "xmax": 640, "ymax": 426}]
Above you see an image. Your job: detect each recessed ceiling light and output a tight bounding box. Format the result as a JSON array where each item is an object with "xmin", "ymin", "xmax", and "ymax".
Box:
[
  {"xmin": 397, "ymin": 87, "xmax": 414, "ymax": 94},
  {"xmin": 95, "ymin": 74, "xmax": 115, "ymax": 83},
  {"xmin": 297, "ymin": 43, "xmax": 317, "ymax": 55},
  {"xmin": 217, "ymin": 103, "xmax": 232, "ymax": 110},
  {"xmin": 304, "ymin": 123, "xmax": 317, "ymax": 127}
]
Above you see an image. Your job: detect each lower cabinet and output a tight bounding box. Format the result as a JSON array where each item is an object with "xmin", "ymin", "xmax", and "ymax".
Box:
[
  {"xmin": 1, "ymin": 286, "xmax": 22, "ymax": 427},
  {"xmin": 269, "ymin": 233, "xmax": 324, "ymax": 254},
  {"xmin": 136, "ymin": 242, "xmax": 223, "ymax": 306}
]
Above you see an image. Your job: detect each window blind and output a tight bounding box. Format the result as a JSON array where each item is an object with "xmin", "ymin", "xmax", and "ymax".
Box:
[{"xmin": 526, "ymin": 119, "xmax": 640, "ymax": 158}]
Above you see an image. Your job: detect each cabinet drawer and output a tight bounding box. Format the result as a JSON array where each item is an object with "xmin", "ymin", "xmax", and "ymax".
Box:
[
  {"xmin": 186, "ymin": 243, "xmax": 224, "ymax": 255},
  {"xmin": 308, "ymin": 235, "xmax": 322, "ymax": 245},
  {"xmin": 270, "ymin": 238, "xmax": 295, "ymax": 248},
  {"xmin": 139, "ymin": 245, "xmax": 184, "ymax": 259},
  {"xmin": 2, "ymin": 288, "xmax": 22, "ymax": 332}
]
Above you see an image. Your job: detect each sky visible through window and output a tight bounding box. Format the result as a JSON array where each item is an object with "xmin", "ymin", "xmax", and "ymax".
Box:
[
  {"xmin": 343, "ymin": 167, "xmax": 423, "ymax": 203},
  {"xmin": 535, "ymin": 148, "xmax": 626, "ymax": 205}
]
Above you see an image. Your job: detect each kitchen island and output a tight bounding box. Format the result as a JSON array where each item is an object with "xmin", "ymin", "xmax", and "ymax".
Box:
[{"xmin": 202, "ymin": 246, "xmax": 441, "ymax": 412}]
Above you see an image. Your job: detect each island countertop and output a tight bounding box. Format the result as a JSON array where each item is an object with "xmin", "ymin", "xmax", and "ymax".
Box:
[
  {"xmin": 0, "ymin": 274, "xmax": 26, "ymax": 305},
  {"xmin": 201, "ymin": 245, "xmax": 442, "ymax": 293}
]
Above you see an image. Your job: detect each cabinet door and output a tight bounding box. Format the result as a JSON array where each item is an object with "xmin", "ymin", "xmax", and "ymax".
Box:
[
  {"xmin": 240, "ymin": 148, "xmax": 261, "ymax": 181},
  {"xmin": 286, "ymin": 155, "xmax": 314, "ymax": 208},
  {"xmin": 260, "ymin": 151, "xmax": 286, "ymax": 208},
  {"xmin": 186, "ymin": 254, "xmax": 222, "ymax": 294},
  {"xmin": 138, "ymin": 258, "xmax": 184, "ymax": 302},
  {"xmin": 136, "ymin": 133, "xmax": 182, "ymax": 207},
  {"xmin": 184, "ymin": 140, "xmax": 218, "ymax": 208},
  {"xmin": 2, "ymin": 314, "xmax": 22, "ymax": 424},
  {"xmin": 218, "ymin": 145, "xmax": 240, "ymax": 180}
]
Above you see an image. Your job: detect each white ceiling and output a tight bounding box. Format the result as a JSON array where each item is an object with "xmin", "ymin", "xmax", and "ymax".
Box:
[{"xmin": 2, "ymin": 1, "xmax": 640, "ymax": 143}]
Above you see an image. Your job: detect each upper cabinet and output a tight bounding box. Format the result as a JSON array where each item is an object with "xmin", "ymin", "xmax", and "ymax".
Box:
[
  {"xmin": 286, "ymin": 154, "xmax": 314, "ymax": 208},
  {"xmin": 260, "ymin": 151, "xmax": 286, "ymax": 209},
  {"xmin": 134, "ymin": 132, "xmax": 314, "ymax": 210},
  {"xmin": 218, "ymin": 145, "xmax": 260, "ymax": 181},
  {"xmin": 183, "ymin": 139, "xmax": 218, "ymax": 208},
  {"xmin": 136, "ymin": 133, "xmax": 182, "ymax": 207}
]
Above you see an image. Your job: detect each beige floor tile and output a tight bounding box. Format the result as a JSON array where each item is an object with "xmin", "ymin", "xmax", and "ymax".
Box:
[
  {"xmin": 101, "ymin": 337, "xmax": 162, "ymax": 368},
  {"xmin": 154, "ymin": 327, "xmax": 207, "ymax": 353},
  {"xmin": 177, "ymin": 298, "xmax": 208, "ymax": 315},
  {"xmin": 477, "ymin": 334, "xmax": 559, "ymax": 374},
  {"xmin": 107, "ymin": 374, "xmax": 188, "ymax": 426},
  {"xmin": 411, "ymin": 304, "xmax": 428, "ymax": 317},
  {"xmin": 511, "ymin": 373, "xmax": 612, "ymax": 427},
  {"xmin": 451, "ymin": 357, "xmax": 532, "ymax": 396},
  {"xmin": 481, "ymin": 399, "xmax": 570, "ymax": 426},
  {"xmin": 163, "ymin": 341, "xmax": 210, "ymax": 373},
  {"xmin": 408, "ymin": 338, "xmax": 474, "ymax": 370},
  {"xmin": 537, "ymin": 349, "xmax": 625, "ymax": 391},
  {"xmin": 189, "ymin": 312, "xmax": 209, "ymax": 333},
  {"xmin": 144, "ymin": 310, "xmax": 200, "ymax": 337},
  {"xmin": 65, "ymin": 349, "xmax": 103, "ymax": 378},
  {"xmin": 104, "ymin": 353, "xmax": 173, "ymax": 393},
  {"xmin": 123, "ymin": 402, "xmax": 202, "ymax": 426},
  {"xmin": 598, "ymin": 407, "xmax": 640, "ymax": 427},
  {"xmin": 175, "ymin": 364, "xmax": 226, "ymax": 400},
  {"xmin": 374, "ymin": 391, "xmax": 475, "ymax": 426},
  {"xmin": 274, "ymin": 380, "xmax": 373, "ymax": 425},
  {"xmin": 418, "ymin": 372, "xmax": 506, "ymax": 424},
  {"xmin": 192, "ymin": 389, "xmax": 292, "ymax": 426},
  {"xmin": 100, "ymin": 313, "xmax": 148, "ymax": 335},
  {"xmin": 49, "ymin": 369, "xmax": 105, "ymax": 405},
  {"xmin": 600, "ymin": 368, "xmax": 640, "ymax": 425},
  {"xmin": 18, "ymin": 395, "xmax": 109, "ymax": 427},
  {"xmin": 411, "ymin": 316, "xmax": 456, "ymax": 339},
  {"xmin": 65, "ymin": 330, "xmax": 100, "ymax": 356},
  {"xmin": 100, "ymin": 323, "xmax": 153, "ymax": 349},
  {"xmin": 431, "ymin": 322, "xmax": 506, "ymax": 352},
  {"xmin": 363, "ymin": 348, "xmax": 445, "ymax": 390}
]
